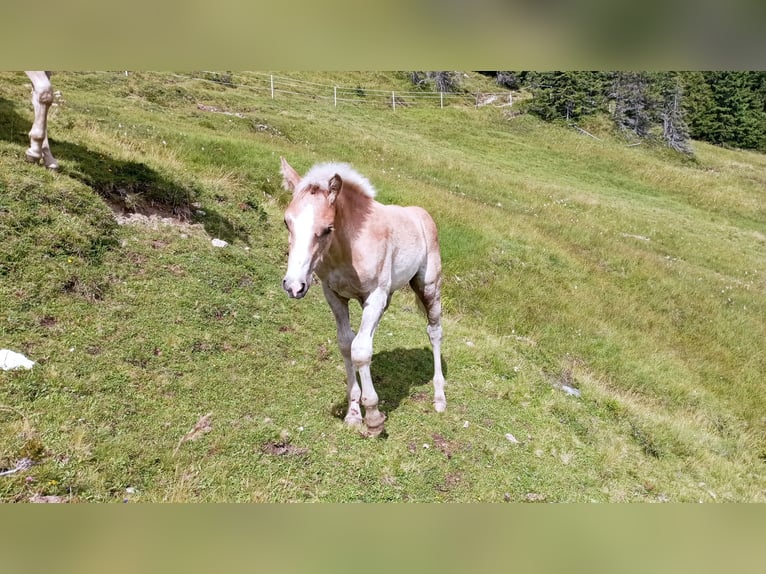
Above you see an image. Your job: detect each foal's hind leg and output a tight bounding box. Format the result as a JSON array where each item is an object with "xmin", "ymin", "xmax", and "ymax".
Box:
[
  {"xmin": 25, "ymin": 71, "xmax": 58, "ymax": 170},
  {"xmin": 411, "ymin": 269, "xmax": 447, "ymax": 413}
]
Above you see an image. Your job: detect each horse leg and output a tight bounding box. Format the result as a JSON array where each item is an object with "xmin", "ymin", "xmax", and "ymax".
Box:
[
  {"xmin": 353, "ymin": 290, "xmax": 388, "ymax": 436},
  {"xmin": 322, "ymin": 285, "xmax": 362, "ymax": 426},
  {"xmin": 411, "ymin": 266, "xmax": 447, "ymax": 413},
  {"xmin": 25, "ymin": 71, "xmax": 58, "ymax": 170}
]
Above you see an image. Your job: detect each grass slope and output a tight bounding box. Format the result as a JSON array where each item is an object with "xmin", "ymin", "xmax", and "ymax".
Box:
[{"xmin": 0, "ymin": 71, "xmax": 764, "ymax": 502}]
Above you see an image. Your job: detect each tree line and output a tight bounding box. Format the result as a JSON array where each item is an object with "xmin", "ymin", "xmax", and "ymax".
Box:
[{"xmin": 480, "ymin": 71, "xmax": 766, "ymax": 154}]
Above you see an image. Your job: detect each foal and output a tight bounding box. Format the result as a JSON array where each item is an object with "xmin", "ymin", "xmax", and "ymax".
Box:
[{"xmin": 280, "ymin": 158, "xmax": 446, "ymax": 436}]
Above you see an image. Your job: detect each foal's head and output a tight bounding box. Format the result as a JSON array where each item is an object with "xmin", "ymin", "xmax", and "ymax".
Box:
[{"xmin": 280, "ymin": 157, "xmax": 342, "ymax": 299}]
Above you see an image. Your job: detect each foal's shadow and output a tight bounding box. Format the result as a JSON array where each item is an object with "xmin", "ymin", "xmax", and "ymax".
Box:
[
  {"xmin": 331, "ymin": 347, "xmax": 448, "ymax": 426},
  {"xmin": 0, "ymin": 95, "xmax": 249, "ymax": 244}
]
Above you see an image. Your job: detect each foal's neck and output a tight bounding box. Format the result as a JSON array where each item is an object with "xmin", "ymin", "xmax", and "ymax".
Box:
[{"xmin": 335, "ymin": 184, "xmax": 375, "ymax": 234}]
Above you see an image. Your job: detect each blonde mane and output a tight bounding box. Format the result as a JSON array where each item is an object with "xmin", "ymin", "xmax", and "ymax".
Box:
[{"xmin": 298, "ymin": 162, "xmax": 377, "ymax": 198}]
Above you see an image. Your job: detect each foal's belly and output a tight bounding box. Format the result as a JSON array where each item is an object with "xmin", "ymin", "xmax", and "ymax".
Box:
[{"xmin": 320, "ymin": 256, "xmax": 419, "ymax": 302}]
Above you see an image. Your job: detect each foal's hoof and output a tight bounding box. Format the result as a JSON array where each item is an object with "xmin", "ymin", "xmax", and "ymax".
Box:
[
  {"xmin": 362, "ymin": 410, "xmax": 386, "ymax": 438},
  {"xmin": 344, "ymin": 413, "xmax": 364, "ymax": 427},
  {"xmin": 25, "ymin": 150, "xmax": 58, "ymax": 170},
  {"xmin": 362, "ymin": 423, "xmax": 386, "ymax": 438},
  {"xmin": 434, "ymin": 400, "xmax": 447, "ymax": 413}
]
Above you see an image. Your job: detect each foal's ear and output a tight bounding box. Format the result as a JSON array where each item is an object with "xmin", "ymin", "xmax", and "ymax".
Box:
[
  {"xmin": 280, "ymin": 157, "xmax": 301, "ymax": 193},
  {"xmin": 328, "ymin": 173, "xmax": 342, "ymax": 205}
]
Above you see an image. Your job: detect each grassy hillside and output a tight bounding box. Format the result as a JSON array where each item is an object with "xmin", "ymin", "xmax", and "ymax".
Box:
[{"xmin": 1, "ymin": 71, "xmax": 764, "ymax": 502}]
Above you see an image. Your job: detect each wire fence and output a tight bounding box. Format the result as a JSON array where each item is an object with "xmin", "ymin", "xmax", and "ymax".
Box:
[{"xmin": 175, "ymin": 71, "xmax": 516, "ymax": 110}]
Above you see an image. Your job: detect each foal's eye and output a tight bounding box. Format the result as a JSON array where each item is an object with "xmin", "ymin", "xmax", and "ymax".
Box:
[{"xmin": 319, "ymin": 225, "xmax": 333, "ymax": 237}]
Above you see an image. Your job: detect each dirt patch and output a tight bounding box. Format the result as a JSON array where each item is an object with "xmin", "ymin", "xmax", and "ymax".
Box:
[
  {"xmin": 261, "ymin": 441, "xmax": 308, "ymax": 457},
  {"xmin": 524, "ymin": 492, "xmax": 547, "ymax": 503},
  {"xmin": 29, "ymin": 494, "xmax": 68, "ymax": 503},
  {"xmin": 107, "ymin": 199, "xmax": 197, "ymax": 230},
  {"xmin": 410, "ymin": 391, "xmax": 430, "ymax": 403},
  {"xmin": 196, "ymin": 103, "xmax": 246, "ymax": 119},
  {"xmin": 432, "ymin": 433, "xmax": 457, "ymax": 459},
  {"xmin": 436, "ymin": 472, "xmax": 462, "ymax": 492}
]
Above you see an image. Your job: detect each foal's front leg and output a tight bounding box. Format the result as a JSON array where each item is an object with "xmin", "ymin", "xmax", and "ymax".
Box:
[
  {"xmin": 322, "ymin": 285, "xmax": 362, "ymax": 426},
  {"xmin": 353, "ymin": 290, "xmax": 388, "ymax": 436}
]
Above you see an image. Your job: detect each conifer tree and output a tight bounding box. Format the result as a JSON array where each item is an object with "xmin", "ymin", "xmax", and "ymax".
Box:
[
  {"xmin": 657, "ymin": 72, "xmax": 693, "ymax": 154},
  {"xmin": 528, "ymin": 72, "xmax": 605, "ymax": 121},
  {"xmin": 609, "ymin": 72, "xmax": 654, "ymax": 138},
  {"xmin": 703, "ymin": 72, "xmax": 762, "ymax": 149}
]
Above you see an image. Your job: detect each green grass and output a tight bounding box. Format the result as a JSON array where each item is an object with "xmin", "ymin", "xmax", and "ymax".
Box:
[{"xmin": 1, "ymin": 71, "xmax": 764, "ymax": 502}]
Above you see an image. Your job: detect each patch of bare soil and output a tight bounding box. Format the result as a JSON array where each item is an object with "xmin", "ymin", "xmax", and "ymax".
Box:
[
  {"xmin": 29, "ymin": 494, "xmax": 68, "ymax": 503},
  {"xmin": 432, "ymin": 433, "xmax": 457, "ymax": 459},
  {"xmin": 436, "ymin": 472, "xmax": 462, "ymax": 493},
  {"xmin": 106, "ymin": 198, "xmax": 198, "ymax": 230},
  {"xmin": 261, "ymin": 441, "xmax": 308, "ymax": 457}
]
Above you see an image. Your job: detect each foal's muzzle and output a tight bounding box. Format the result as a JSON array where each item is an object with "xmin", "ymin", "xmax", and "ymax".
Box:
[{"xmin": 283, "ymin": 278, "xmax": 308, "ymax": 299}]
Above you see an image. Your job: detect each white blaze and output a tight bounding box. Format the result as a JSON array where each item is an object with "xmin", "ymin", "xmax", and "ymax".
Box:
[{"xmin": 285, "ymin": 204, "xmax": 315, "ymax": 289}]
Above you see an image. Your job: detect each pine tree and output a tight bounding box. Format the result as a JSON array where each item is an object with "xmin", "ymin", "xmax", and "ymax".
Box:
[
  {"xmin": 680, "ymin": 72, "xmax": 717, "ymax": 142},
  {"xmin": 609, "ymin": 72, "xmax": 654, "ymax": 138},
  {"xmin": 409, "ymin": 71, "xmax": 460, "ymax": 93},
  {"xmin": 527, "ymin": 72, "xmax": 605, "ymax": 122},
  {"xmin": 658, "ymin": 72, "xmax": 693, "ymax": 154},
  {"xmin": 703, "ymin": 72, "xmax": 762, "ymax": 149}
]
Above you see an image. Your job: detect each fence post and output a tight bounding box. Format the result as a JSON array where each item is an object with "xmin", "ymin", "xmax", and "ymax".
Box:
[
  {"xmin": 440, "ymin": 91, "xmax": 444, "ymax": 109},
  {"xmin": 270, "ymin": 75, "xmax": 274, "ymax": 99},
  {"xmin": 334, "ymin": 86, "xmax": 337, "ymax": 107}
]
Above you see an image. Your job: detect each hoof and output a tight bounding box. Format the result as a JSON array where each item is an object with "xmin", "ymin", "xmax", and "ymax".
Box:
[
  {"xmin": 42, "ymin": 151, "xmax": 59, "ymax": 170},
  {"xmin": 364, "ymin": 409, "xmax": 386, "ymax": 428},
  {"xmin": 25, "ymin": 150, "xmax": 41, "ymax": 164},
  {"xmin": 344, "ymin": 413, "xmax": 363, "ymax": 427},
  {"xmin": 434, "ymin": 399, "xmax": 447, "ymax": 413},
  {"xmin": 362, "ymin": 409, "xmax": 386, "ymax": 437},
  {"xmin": 362, "ymin": 423, "xmax": 386, "ymax": 438}
]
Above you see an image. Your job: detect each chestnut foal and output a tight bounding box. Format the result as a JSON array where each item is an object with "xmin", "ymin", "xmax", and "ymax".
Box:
[{"xmin": 280, "ymin": 158, "xmax": 446, "ymax": 436}]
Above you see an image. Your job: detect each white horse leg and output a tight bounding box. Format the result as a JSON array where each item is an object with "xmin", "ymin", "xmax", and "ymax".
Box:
[
  {"xmin": 411, "ymin": 268, "xmax": 447, "ymax": 412},
  {"xmin": 322, "ymin": 285, "xmax": 362, "ymax": 426},
  {"xmin": 427, "ymin": 320, "xmax": 447, "ymax": 413},
  {"xmin": 353, "ymin": 290, "xmax": 388, "ymax": 436},
  {"xmin": 25, "ymin": 71, "xmax": 58, "ymax": 170}
]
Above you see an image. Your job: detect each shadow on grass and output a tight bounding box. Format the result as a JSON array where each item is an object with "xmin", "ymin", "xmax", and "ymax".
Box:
[
  {"xmin": 331, "ymin": 346, "xmax": 448, "ymax": 425},
  {"xmin": 0, "ymin": 95, "xmax": 249, "ymax": 244}
]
